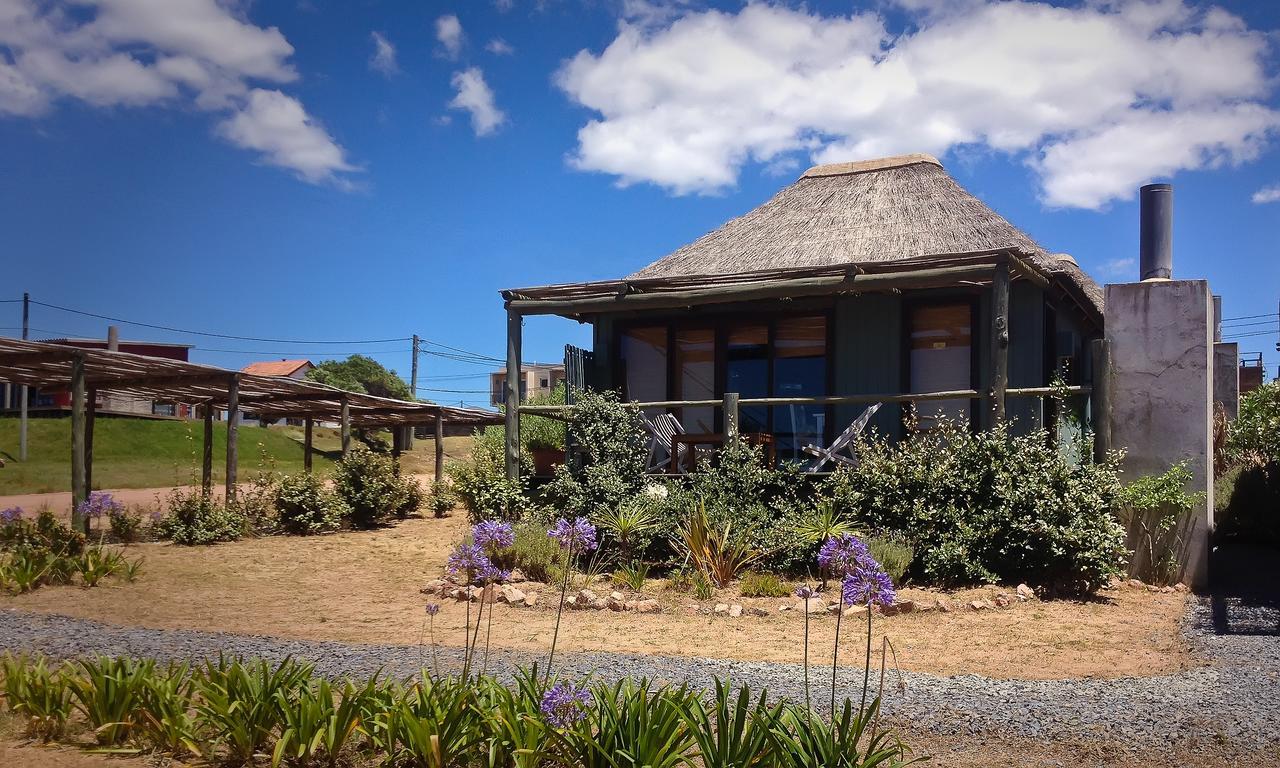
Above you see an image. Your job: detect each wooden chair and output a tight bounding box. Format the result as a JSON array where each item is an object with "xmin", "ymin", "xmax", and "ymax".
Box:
[
  {"xmin": 645, "ymin": 412, "xmax": 687, "ymax": 473},
  {"xmin": 802, "ymin": 403, "xmax": 882, "ymax": 472}
]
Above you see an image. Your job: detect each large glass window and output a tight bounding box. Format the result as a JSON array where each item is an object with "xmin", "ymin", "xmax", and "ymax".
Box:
[
  {"xmin": 620, "ymin": 327, "xmax": 667, "ymax": 415},
  {"xmin": 674, "ymin": 328, "xmax": 716, "ymax": 433},
  {"xmin": 773, "ymin": 317, "xmax": 827, "ymax": 462},
  {"xmin": 727, "ymin": 325, "xmax": 769, "ymax": 434},
  {"xmin": 909, "ymin": 304, "xmax": 972, "ymax": 428}
]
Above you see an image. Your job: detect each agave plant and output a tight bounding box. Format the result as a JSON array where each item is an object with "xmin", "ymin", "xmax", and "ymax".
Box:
[
  {"xmin": 679, "ymin": 502, "xmax": 764, "ymax": 588},
  {"xmin": 597, "ymin": 499, "xmax": 662, "ymax": 562}
]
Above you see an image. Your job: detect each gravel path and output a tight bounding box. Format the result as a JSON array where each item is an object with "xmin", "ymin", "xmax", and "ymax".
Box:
[{"xmin": 2, "ymin": 595, "xmax": 1277, "ymax": 750}]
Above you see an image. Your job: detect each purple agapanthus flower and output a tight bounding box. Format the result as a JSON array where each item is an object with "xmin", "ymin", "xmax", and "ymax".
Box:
[
  {"xmin": 794, "ymin": 585, "xmax": 815, "ymax": 600},
  {"xmin": 473, "ymin": 520, "xmax": 515, "ymax": 551},
  {"xmin": 548, "ymin": 517, "xmax": 597, "ymax": 553},
  {"xmin": 540, "ymin": 681, "xmax": 593, "ymax": 728},
  {"xmin": 818, "ymin": 534, "xmax": 872, "ymax": 578},
  {"xmin": 445, "ymin": 543, "xmax": 492, "ymax": 578},
  {"xmin": 477, "ymin": 563, "xmax": 510, "ymax": 585},
  {"xmin": 77, "ymin": 492, "xmax": 123, "ymax": 520},
  {"xmin": 425, "ymin": 603, "xmax": 440, "ymax": 616},
  {"xmin": 841, "ymin": 564, "xmax": 897, "ymax": 608},
  {"xmin": 0, "ymin": 507, "xmax": 22, "ymax": 525}
]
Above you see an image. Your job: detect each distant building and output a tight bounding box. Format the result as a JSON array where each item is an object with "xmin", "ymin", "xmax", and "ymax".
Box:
[
  {"xmin": 1240, "ymin": 353, "xmax": 1266, "ymax": 395},
  {"xmin": 241, "ymin": 359, "xmax": 315, "ymax": 379},
  {"xmin": 490, "ymin": 363, "xmax": 565, "ymax": 406},
  {"xmin": 0, "ymin": 336, "xmax": 194, "ymax": 418}
]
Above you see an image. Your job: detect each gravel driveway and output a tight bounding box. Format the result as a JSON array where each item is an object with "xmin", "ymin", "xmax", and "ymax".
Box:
[{"xmin": 2, "ymin": 589, "xmax": 1277, "ymax": 751}]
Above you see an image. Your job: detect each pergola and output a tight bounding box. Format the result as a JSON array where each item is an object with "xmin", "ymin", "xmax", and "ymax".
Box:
[{"xmin": 0, "ymin": 336, "xmax": 501, "ymax": 530}]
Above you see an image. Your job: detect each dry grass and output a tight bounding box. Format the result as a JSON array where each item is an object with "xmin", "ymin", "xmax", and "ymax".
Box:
[{"xmin": 0, "ymin": 515, "xmax": 1193, "ymax": 681}]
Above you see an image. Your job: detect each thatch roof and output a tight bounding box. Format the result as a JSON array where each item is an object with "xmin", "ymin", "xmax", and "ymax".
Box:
[
  {"xmin": 503, "ymin": 154, "xmax": 1102, "ymax": 321},
  {"xmin": 629, "ymin": 153, "xmax": 1100, "ymax": 312}
]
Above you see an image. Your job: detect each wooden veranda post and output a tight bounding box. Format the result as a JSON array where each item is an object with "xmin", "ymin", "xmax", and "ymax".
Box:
[
  {"xmin": 340, "ymin": 395, "xmax": 351, "ymax": 458},
  {"xmin": 202, "ymin": 403, "xmax": 214, "ymax": 498},
  {"xmin": 303, "ymin": 417, "xmax": 314, "ymax": 473},
  {"xmin": 504, "ymin": 308, "xmax": 522, "ymax": 481},
  {"xmin": 84, "ymin": 388, "xmax": 96, "ymax": 498},
  {"xmin": 70, "ymin": 353, "xmax": 87, "ymax": 534},
  {"xmin": 990, "ymin": 261, "xmax": 1011, "ymax": 424},
  {"xmin": 723, "ymin": 392, "xmax": 740, "ymax": 442},
  {"xmin": 434, "ymin": 411, "xmax": 445, "ymax": 483},
  {"xmin": 226, "ymin": 374, "xmax": 240, "ymax": 504},
  {"xmin": 1090, "ymin": 338, "xmax": 1112, "ymax": 464}
]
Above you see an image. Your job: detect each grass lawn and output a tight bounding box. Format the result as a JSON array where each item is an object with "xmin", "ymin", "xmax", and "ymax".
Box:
[
  {"xmin": 0, "ymin": 417, "xmax": 477, "ymax": 495},
  {"xmin": 0, "ymin": 514, "xmax": 1194, "ymax": 681}
]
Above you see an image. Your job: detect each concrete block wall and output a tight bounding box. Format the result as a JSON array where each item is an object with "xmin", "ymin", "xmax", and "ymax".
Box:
[
  {"xmin": 1214, "ymin": 342, "xmax": 1240, "ymax": 421},
  {"xmin": 1104, "ymin": 280, "xmax": 1214, "ymax": 588}
]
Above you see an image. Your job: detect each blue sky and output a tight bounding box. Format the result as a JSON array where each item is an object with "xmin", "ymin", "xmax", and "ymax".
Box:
[{"xmin": 2, "ymin": 0, "xmax": 1278, "ymax": 407}]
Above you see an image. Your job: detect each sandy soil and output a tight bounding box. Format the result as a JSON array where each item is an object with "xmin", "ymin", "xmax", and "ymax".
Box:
[{"xmin": 0, "ymin": 515, "xmax": 1193, "ymax": 681}]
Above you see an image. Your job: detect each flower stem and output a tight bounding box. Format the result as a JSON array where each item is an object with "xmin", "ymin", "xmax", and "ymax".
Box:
[
  {"xmin": 482, "ymin": 586, "xmax": 495, "ymax": 675},
  {"xmin": 860, "ymin": 602, "xmax": 873, "ymax": 716},
  {"xmin": 831, "ymin": 601, "xmax": 843, "ymax": 734},
  {"xmin": 802, "ymin": 607, "xmax": 812, "ymax": 716},
  {"xmin": 545, "ymin": 543, "xmax": 573, "ymax": 683}
]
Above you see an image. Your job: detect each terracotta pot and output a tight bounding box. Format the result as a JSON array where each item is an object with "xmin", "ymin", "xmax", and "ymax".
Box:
[{"xmin": 530, "ymin": 446, "xmax": 564, "ymax": 476}]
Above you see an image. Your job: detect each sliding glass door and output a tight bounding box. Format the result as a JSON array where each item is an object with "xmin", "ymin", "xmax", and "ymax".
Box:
[
  {"xmin": 773, "ymin": 316, "xmax": 827, "ymax": 461},
  {"xmin": 908, "ymin": 303, "xmax": 972, "ymax": 428}
]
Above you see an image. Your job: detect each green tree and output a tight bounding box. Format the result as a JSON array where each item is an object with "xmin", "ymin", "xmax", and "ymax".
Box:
[{"xmin": 306, "ymin": 355, "xmax": 414, "ymax": 401}]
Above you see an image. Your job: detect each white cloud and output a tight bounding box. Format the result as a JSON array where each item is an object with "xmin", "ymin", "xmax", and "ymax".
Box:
[
  {"xmin": 369, "ymin": 31, "xmax": 398, "ymax": 76},
  {"xmin": 556, "ymin": 1, "xmax": 1279, "ymax": 207},
  {"xmin": 0, "ymin": 0, "xmax": 355, "ymax": 186},
  {"xmin": 1252, "ymin": 184, "xmax": 1280, "ymax": 204},
  {"xmin": 449, "ymin": 66, "xmax": 505, "ymax": 136},
  {"xmin": 217, "ymin": 89, "xmax": 356, "ymax": 185},
  {"xmin": 1097, "ymin": 257, "xmax": 1137, "ymax": 279},
  {"xmin": 486, "ymin": 38, "xmax": 515, "ymax": 56},
  {"xmin": 435, "ymin": 14, "xmax": 465, "ymax": 60}
]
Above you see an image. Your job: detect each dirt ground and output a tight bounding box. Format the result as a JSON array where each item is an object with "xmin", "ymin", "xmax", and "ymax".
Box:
[{"xmin": 0, "ymin": 515, "xmax": 1193, "ymax": 680}]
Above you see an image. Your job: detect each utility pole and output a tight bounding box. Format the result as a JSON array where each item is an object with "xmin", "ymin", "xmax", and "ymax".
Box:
[
  {"xmin": 408, "ymin": 334, "xmax": 420, "ymax": 449},
  {"xmin": 19, "ymin": 292, "xmax": 28, "ymax": 461}
]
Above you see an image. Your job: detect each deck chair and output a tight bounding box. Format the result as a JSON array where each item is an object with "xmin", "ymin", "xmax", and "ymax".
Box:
[
  {"xmin": 802, "ymin": 403, "xmax": 882, "ymax": 472},
  {"xmin": 645, "ymin": 412, "xmax": 687, "ymax": 473}
]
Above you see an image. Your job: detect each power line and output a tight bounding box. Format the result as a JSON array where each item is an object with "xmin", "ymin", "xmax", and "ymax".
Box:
[
  {"xmin": 29, "ymin": 298, "xmax": 411, "ymax": 345},
  {"xmin": 1221, "ymin": 319, "xmax": 1279, "ymax": 329},
  {"xmin": 416, "ymin": 386, "xmax": 492, "ymax": 394},
  {"xmin": 1223, "ymin": 329, "xmax": 1279, "ymax": 339},
  {"xmin": 193, "ymin": 346, "xmax": 413, "ymax": 356},
  {"xmin": 1222, "ymin": 312, "xmax": 1280, "ymax": 322}
]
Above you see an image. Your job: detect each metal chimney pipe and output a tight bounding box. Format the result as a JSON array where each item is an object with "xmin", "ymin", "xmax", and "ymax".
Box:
[
  {"xmin": 1213, "ymin": 296, "xmax": 1222, "ymax": 343},
  {"xmin": 106, "ymin": 325, "xmax": 119, "ymax": 351},
  {"xmin": 1139, "ymin": 183, "xmax": 1173, "ymax": 281}
]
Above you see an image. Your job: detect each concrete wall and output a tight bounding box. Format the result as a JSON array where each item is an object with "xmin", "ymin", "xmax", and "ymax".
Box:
[
  {"xmin": 1104, "ymin": 280, "xmax": 1214, "ymax": 588},
  {"xmin": 1214, "ymin": 342, "xmax": 1240, "ymax": 421}
]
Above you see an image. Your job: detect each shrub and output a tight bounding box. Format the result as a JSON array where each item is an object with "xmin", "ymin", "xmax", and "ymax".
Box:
[
  {"xmin": 544, "ymin": 389, "xmax": 650, "ymax": 522},
  {"xmin": 428, "ymin": 480, "xmax": 459, "ymax": 518},
  {"xmin": 739, "ymin": 571, "xmax": 790, "ymax": 597},
  {"xmin": 154, "ymin": 489, "xmax": 244, "ymax": 546},
  {"xmin": 522, "ymin": 382, "xmax": 567, "ymax": 452},
  {"xmin": 510, "ymin": 521, "xmax": 561, "ymax": 582},
  {"xmin": 108, "ymin": 507, "xmax": 145, "ymax": 543},
  {"xmin": 274, "ymin": 473, "xmax": 347, "ymax": 535},
  {"xmin": 866, "ymin": 534, "xmax": 914, "ymax": 585},
  {"xmin": 450, "ymin": 427, "xmax": 530, "ymax": 523},
  {"xmin": 1, "ymin": 509, "xmax": 85, "ymax": 558},
  {"xmin": 1116, "ymin": 462, "xmax": 1204, "ymax": 584},
  {"xmin": 1228, "ymin": 381, "xmax": 1280, "ymax": 464},
  {"xmin": 1215, "ymin": 461, "xmax": 1280, "ymax": 548},
  {"xmin": 824, "ymin": 420, "xmax": 1126, "ymax": 594},
  {"xmin": 680, "ymin": 502, "xmax": 764, "ymax": 588},
  {"xmin": 332, "ymin": 449, "xmax": 422, "ymax": 528}
]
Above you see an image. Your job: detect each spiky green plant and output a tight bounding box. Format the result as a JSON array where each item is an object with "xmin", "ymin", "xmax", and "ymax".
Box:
[
  {"xmin": 66, "ymin": 655, "xmax": 155, "ymax": 745},
  {"xmin": 134, "ymin": 662, "xmax": 202, "ymax": 758},
  {"xmin": 0, "ymin": 654, "xmax": 72, "ymax": 742},
  {"xmin": 677, "ymin": 679, "xmax": 781, "ymax": 768},
  {"xmin": 194, "ymin": 655, "xmax": 313, "ymax": 763}
]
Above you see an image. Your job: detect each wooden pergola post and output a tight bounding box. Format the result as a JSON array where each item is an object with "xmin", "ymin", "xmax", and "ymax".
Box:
[
  {"xmin": 303, "ymin": 417, "xmax": 314, "ymax": 473},
  {"xmin": 202, "ymin": 403, "xmax": 214, "ymax": 498},
  {"xmin": 340, "ymin": 395, "xmax": 351, "ymax": 458},
  {"xmin": 723, "ymin": 392, "xmax": 740, "ymax": 442},
  {"xmin": 70, "ymin": 353, "xmax": 88, "ymax": 533},
  {"xmin": 434, "ymin": 411, "xmax": 444, "ymax": 483},
  {"xmin": 84, "ymin": 388, "xmax": 96, "ymax": 499},
  {"xmin": 1090, "ymin": 338, "xmax": 1112, "ymax": 463},
  {"xmin": 225, "ymin": 374, "xmax": 240, "ymax": 504},
  {"xmin": 504, "ymin": 308, "xmax": 522, "ymax": 481},
  {"xmin": 989, "ymin": 260, "xmax": 1011, "ymax": 424},
  {"xmin": 391, "ymin": 425, "xmax": 403, "ymax": 475}
]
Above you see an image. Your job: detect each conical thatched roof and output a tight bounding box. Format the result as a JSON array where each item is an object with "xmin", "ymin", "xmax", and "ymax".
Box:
[{"xmin": 629, "ymin": 154, "xmax": 1101, "ymax": 311}]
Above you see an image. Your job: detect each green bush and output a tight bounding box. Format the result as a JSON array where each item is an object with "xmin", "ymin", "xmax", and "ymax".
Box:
[
  {"xmin": 1, "ymin": 509, "xmax": 86, "ymax": 558},
  {"xmin": 154, "ymin": 488, "xmax": 244, "ymax": 546},
  {"xmin": 739, "ymin": 571, "xmax": 790, "ymax": 597},
  {"xmin": 1215, "ymin": 461, "xmax": 1280, "ymax": 548},
  {"xmin": 108, "ymin": 507, "xmax": 145, "ymax": 543},
  {"xmin": 274, "ymin": 473, "xmax": 347, "ymax": 535},
  {"xmin": 824, "ymin": 420, "xmax": 1126, "ymax": 594},
  {"xmin": 510, "ymin": 521, "xmax": 561, "ymax": 582},
  {"xmin": 428, "ymin": 480, "xmax": 459, "ymax": 518},
  {"xmin": 544, "ymin": 389, "xmax": 650, "ymax": 521},
  {"xmin": 866, "ymin": 534, "xmax": 914, "ymax": 585},
  {"xmin": 522, "ymin": 383, "xmax": 567, "ymax": 451},
  {"xmin": 450, "ymin": 427, "xmax": 530, "ymax": 522},
  {"xmin": 332, "ymin": 449, "xmax": 422, "ymax": 528},
  {"xmin": 1228, "ymin": 382, "xmax": 1280, "ymax": 463}
]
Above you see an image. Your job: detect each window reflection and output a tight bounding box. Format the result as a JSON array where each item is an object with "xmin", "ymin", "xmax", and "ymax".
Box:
[
  {"xmin": 675, "ymin": 328, "xmax": 716, "ymax": 432},
  {"xmin": 909, "ymin": 304, "xmax": 972, "ymax": 428},
  {"xmin": 773, "ymin": 317, "xmax": 826, "ymax": 462},
  {"xmin": 620, "ymin": 327, "xmax": 666, "ymax": 417},
  {"xmin": 727, "ymin": 326, "xmax": 768, "ymax": 434}
]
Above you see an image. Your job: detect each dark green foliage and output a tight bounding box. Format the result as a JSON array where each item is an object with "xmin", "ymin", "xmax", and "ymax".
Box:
[
  {"xmin": 824, "ymin": 420, "xmax": 1126, "ymax": 594},
  {"xmin": 450, "ymin": 427, "xmax": 530, "ymax": 522},
  {"xmin": 545, "ymin": 389, "xmax": 651, "ymax": 521},
  {"xmin": 522, "ymin": 383, "xmax": 567, "ymax": 451},
  {"xmin": 1228, "ymin": 381, "xmax": 1280, "ymax": 463},
  {"xmin": 332, "ymin": 449, "xmax": 422, "ymax": 528},
  {"xmin": 1215, "ymin": 461, "xmax": 1280, "ymax": 548},
  {"xmin": 510, "ymin": 521, "xmax": 561, "ymax": 582},
  {"xmin": 306, "ymin": 355, "xmax": 413, "ymax": 400},
  {"xmin": 428, "ymin": 480, "xmax": 458, "ymax": 518},
  {"xmin": 0, "ymin": 508, "xmax": 86, "ymax": 558},
  {"xmin": 274, "ymin": 473, "xmax": 347, "ymax": 535},
  {"xmin": 866, "ymin": 534, "xmax": 914, "ymax": 585},
  {"xmin": 108, "ymin": 506, "xmax": 145, "ymax": 543},
  {"xmin": 155, "ymin": 488, "xmax": 245, "ymax": 545}
]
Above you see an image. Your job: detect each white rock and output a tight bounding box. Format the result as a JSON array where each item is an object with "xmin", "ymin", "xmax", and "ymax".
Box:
[
  {"xmin": 523, "ymin": 592, "xmax": 540, "ymax": 607},
  {"xmin": 728, "ymin": 604, "xmax": 743, "ymax": 618},
  {"xmin": 714, "ymin": 603, "xmax": 729, "ymax": 614},
  {"xmin": 1016, "ymin": 583, "xmax": 1036, "ymax": 600},
  {"xmin": 634, "ymin": 599, "xmax": 660, "ymax": 614}
]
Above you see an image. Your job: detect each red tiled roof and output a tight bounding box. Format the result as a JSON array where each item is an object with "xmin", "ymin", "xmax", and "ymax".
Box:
[{"xmin": 240, "ymin": 359, "xmax": 313, "ymax": 377}]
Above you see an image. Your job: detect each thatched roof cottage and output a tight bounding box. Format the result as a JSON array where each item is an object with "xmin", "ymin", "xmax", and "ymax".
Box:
[{"xmin": 501, "ymin": 153, "xmax": 1103, "ymax": 472}]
